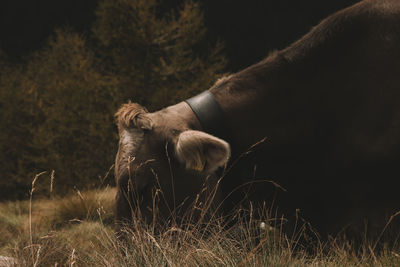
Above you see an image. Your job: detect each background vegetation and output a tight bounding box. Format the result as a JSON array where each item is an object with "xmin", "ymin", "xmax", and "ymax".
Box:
[{"xmin": 0, "ymin": 0, "xmax": 226, "ymax": 199}]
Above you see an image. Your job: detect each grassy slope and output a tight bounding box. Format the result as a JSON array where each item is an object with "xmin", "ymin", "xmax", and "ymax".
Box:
[{"xmin": 1, "ymin": 187, "xmax": 400, "ymax": 266}]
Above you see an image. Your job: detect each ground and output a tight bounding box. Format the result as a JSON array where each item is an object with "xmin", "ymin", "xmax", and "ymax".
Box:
[{"xmin": 0, "ymin": 187, "xmax": 400, "ymax": 266}]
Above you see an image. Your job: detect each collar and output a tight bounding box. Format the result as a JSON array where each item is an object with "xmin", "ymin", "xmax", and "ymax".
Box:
[{"xmin": 185, "ymin": 90, "xmax": 226, "ymax": 139}]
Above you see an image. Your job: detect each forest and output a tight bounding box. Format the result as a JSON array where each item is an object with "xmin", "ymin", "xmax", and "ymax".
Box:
[{"xmin": 0, "ymin": 0, "xmax": 226, "ymax": 200}]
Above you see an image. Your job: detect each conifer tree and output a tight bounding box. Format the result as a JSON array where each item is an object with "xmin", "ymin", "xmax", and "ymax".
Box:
[
  {"xmin": 0, "ymin": 0, "xmax": 227, "ymax": 198},
  {"xmin": 19, "ymin": 30, "xmax": 120, "ymax": 194},
  {"xmin": 0, "ymin": 54, "xmax": 36, "ymax": 198},
  {"xmin": 93, "ymin": 0, "xmax": 226, "ymax": 110}
]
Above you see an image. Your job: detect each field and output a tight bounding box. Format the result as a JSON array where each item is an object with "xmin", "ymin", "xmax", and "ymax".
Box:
[{"xmin": 1, "ymin": 185, "xmax": 400, "ymax": 266}]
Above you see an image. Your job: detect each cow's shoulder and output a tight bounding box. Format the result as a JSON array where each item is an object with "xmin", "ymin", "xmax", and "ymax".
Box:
[{"xmin": 367, "ymin": 0, "xmax": 400, "ymax": 15}]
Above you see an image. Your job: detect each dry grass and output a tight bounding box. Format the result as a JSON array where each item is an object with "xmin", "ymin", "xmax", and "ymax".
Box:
[{"xmin": 1, "ymin": 182, "xmax": 400, "ymax": 266}]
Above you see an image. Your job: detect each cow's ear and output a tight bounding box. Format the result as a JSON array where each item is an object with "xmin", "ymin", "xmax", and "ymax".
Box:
[{"xmin": 175, "ymin": 130, "xmax": 230, "ymax": 173}]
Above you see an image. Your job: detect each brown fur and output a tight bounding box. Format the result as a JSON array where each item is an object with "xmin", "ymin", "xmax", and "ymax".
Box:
[
  {"xmin": 115, "ymin": 103, "xmax": 152, "ymax": 130},
  {"xmin": 115, "ymin": 0, "xmax": 400, "ymax": 239}
]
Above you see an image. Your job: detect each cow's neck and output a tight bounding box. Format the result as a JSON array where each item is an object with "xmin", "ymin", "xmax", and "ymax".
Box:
[
  {"xmin": 184, "ymin": 90, "xmax": 230, "ymax": 142},
  {"xmin": 180, "ymin": 50, "xmax": 319, "ymax": 156},
  {"xmin": 208, "ymin": 51, "xmax": 298, "ymax": 154}
]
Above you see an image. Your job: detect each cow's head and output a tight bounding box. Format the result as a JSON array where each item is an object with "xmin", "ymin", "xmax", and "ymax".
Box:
[{"xmin": 114, "ymin": 102, "xmax": 230, "ymax": 225}]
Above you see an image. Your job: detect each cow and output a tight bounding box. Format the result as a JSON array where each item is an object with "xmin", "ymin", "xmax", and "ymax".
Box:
[{"xmin": 114, "ymin": 0, "xmax": 400, "ymax": 239}]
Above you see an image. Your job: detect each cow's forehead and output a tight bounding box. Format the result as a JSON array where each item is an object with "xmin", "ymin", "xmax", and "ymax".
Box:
[
  {"xmin": 120, "ymin": 127, "xmax": 144, "ymax": 150},
  {"xmin": 117, "ymin": 127, "xmax": 145, "ymax": 166},
  {"xmin": 119, "ymin": 119, "xmax": 170, "ymax": 157}
]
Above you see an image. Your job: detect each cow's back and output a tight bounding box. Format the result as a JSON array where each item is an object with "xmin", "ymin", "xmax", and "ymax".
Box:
[{"xmin": 216, "ymin": 0, "xmax": 400, "ymax": 238}]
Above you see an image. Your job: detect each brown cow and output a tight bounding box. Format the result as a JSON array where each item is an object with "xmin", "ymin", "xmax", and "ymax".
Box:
[{"xmin": 114, "ymin": 0, "xmax": 400, "ymax": 238}]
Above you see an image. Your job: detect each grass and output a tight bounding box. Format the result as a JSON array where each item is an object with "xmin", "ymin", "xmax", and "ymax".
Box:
[{"xmin": 1, "ymin": 183, "xmax": 400, "ymax": 266}]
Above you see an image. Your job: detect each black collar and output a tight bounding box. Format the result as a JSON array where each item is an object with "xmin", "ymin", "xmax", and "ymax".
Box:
[{"xmin": 185, "ymin": 90, "xmax": 226, "ymax": 139}]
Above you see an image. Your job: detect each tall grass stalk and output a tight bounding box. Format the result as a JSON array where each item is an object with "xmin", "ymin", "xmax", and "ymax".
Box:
[{"xmin": 29, "ymin": 171, "xmax": 46, "ymax": 267}]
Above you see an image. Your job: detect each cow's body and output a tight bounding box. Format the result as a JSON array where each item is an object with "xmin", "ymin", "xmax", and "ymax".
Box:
[{"xmin": 115, "ymin": 0, "xmax": 400, "ymax": 237}]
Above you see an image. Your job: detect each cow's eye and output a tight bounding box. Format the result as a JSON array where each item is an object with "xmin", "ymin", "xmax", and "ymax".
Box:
[{"xmin": 171, "ymin": 129, "xmax": 180, "ymax": 136}]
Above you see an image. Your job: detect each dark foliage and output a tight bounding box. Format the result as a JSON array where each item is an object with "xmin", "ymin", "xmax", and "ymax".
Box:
[{"xmin": 0, "ymin": 0, "xmax": 226, "ymax": 199}]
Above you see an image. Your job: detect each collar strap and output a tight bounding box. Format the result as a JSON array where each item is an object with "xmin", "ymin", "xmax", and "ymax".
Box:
[{"xmin": 185, "ymin": 90, "xmax": 226, "ymax": 138}]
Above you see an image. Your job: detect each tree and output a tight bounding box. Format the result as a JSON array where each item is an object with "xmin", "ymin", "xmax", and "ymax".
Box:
[
  {"xmin": 0, "ymin": 52, "xmax": 37, "ymax": 199},
  {"xmin": 0, "ymin": 0, "xmax": 227, "ymax": 199},
  {"xmin": 93, "ymin": 0, "xmax": 226, "ymax": 110},
  {"xmin": 19, "ymin": 29, "xmax": 120, "ymax": 194}
]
